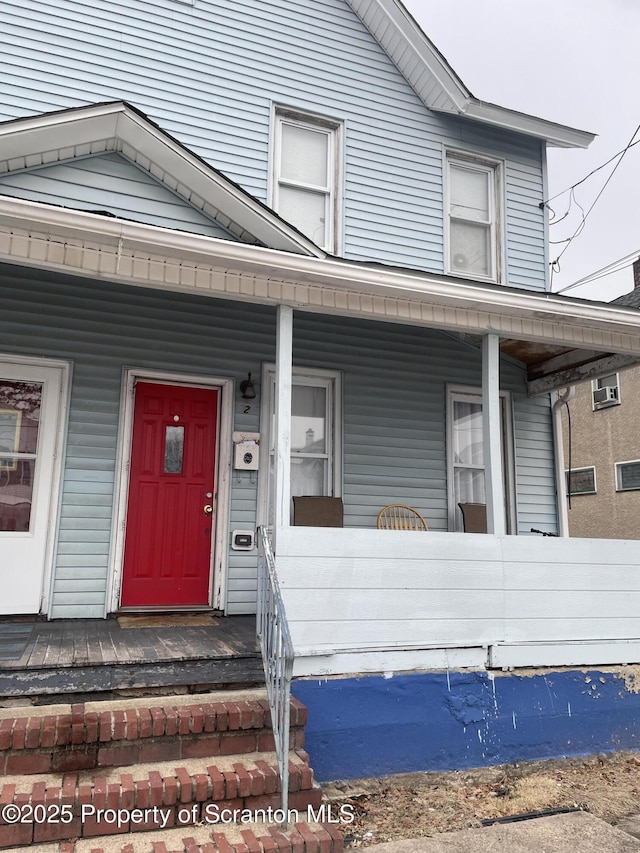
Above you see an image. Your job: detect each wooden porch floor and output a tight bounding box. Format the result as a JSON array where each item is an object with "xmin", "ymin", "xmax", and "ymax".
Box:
[{"xmin": 0, "ymin": 616, "xmax": 263, "ymax": 700}]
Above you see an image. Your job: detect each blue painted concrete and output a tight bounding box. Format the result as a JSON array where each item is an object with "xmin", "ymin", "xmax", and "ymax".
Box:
[{"xmin": 292, "ymin": 669, "xmax": 640, "ymax": 782}]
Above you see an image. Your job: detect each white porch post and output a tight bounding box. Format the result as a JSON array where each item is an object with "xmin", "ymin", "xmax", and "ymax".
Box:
[
  {"xmin": 482, "ymin": 333, "xmax": 506, "ymax": 535},
  {"xmin": 273, "ymin": 305, "xmax": 293, "ymax": 544}
]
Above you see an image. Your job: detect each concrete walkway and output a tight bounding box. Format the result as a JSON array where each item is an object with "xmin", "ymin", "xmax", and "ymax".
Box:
[{"xmin": 366, "ymin": 811, "xmax": 640, "ymax": 852}]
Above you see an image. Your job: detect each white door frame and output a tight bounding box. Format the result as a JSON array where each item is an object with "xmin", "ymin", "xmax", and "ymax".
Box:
[
  {"xmin": 108, "ymin": 368, "xmax": 233, "ymax": 613},
  {"xmin": 0, "ymin": 353, "xmax": 70, "ymax": 616}
]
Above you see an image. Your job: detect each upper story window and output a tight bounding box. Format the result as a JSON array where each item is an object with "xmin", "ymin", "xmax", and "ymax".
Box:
[
  {"xmin": 592, "ymin": 373, "xmax": 620, "ymax": 409},
  {"xmin": 446, "ymin": 153, "xmax": 501, "ymax": 282},
  {"xmin": 273, "ymin": 109, "xmax": 341, "ymax": 253}
]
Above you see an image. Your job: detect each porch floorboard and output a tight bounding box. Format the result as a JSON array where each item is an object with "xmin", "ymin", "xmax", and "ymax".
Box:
[{"xmin": 0, "ymin": 615, "xmax": 262, "ymax": 699}]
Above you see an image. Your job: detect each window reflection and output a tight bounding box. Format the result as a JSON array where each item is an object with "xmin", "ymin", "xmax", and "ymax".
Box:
[{"xmin": 0, "ymin": 380, "xmax": 42, "ymax": 533}]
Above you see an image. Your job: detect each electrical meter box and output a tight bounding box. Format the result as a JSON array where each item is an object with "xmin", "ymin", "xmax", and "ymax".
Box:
[{"xmin": 232, "ymin": 431, "xmax": 260, "ymax": 471}]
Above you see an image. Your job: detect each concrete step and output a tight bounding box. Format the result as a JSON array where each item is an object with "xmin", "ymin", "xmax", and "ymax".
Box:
[{"xmin": 0, "ymin": 690, "xmax": 306, "ymax": 775}]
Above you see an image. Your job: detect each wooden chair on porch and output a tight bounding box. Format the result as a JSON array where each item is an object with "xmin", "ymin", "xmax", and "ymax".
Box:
[
  {"xmin": 377, "ymin": 504, "xmax": 428, "ymax": 531},
  {"xmin": 458, "ymin": 502, "xmax": 487, "ymax": 533}
]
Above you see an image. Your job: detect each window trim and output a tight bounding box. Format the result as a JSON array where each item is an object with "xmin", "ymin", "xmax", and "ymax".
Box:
[
  {"xmin": 565, "ymin": 466, "xmax": 597, "ymax": 496},
  {"xmin": 257, "ymin": 364, "xmax": 343, "ymax": 526},
  {"xmin": 591, "ymin": 373, "xmax": 620, "ymax": 410},
  {"xmin": 446, "ymin": 385, "xmax": 515, "ymax": 532},
  {"xmin": 615, "ymin": 459, "xmax": 640, "ymax": 492},
  {"xmin": 270, "ymin": 105, "xmax": 343, "ymax": 254},
  {"xmin": 444, "ymin": 150, "xmax": 503, "ymax": 284}
]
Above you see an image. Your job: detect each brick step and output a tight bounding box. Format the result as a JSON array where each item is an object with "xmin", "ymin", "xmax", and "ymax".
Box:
[
  {"xmin": 0, "ymin": 751, "xmax": 321, "ymax": 848},
  {"xmin": 24, "ymin": 819, "xmax": 344, "ymax": 853},
  {"xmin": 0, "ymin": 690, "xmax": 306, "ymax": 775}
]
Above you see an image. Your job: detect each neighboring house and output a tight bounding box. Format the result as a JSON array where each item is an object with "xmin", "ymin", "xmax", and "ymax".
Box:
[
  {"xmin": 561, "ymin": 260, "xmax": 640, "ymax": 540},
  {"xmin": 2, "ymin": 0, "xmax": 640, "ymax": 782}
]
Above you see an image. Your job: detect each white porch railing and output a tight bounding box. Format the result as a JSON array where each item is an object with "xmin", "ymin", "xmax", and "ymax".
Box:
[
  {"xmin": 275, "ymin": 526, "xmax": 640, "ymax": 675},
  {"xmin": 256, "ymin": 526, "xmax": 294, "ymax": 824}
]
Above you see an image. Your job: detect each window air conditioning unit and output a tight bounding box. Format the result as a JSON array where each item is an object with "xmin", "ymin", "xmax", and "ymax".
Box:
[{"xmin": 593, "ymin": 386, "xmax": 618, "ymax": 405}]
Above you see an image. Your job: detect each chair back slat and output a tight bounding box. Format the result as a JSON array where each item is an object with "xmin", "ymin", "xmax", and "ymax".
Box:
[{"xmin": 377, "ymin": 504, "xmax": 428, "ymax": 531}]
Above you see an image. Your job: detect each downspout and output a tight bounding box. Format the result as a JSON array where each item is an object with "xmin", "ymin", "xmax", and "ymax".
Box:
[{"xmin": 552, "ymin": 387, "xmax": 575, "ymax": 537}]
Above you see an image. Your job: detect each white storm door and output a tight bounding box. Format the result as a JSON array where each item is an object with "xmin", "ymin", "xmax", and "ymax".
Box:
[{"xmin": 0, "ymin": 361, "xmax": 66, "ymax": 614}]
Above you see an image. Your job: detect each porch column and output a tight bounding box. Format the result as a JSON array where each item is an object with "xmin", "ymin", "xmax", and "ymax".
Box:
[
  {"xmin": 482, "ymin": 333, "xmax": 506, "ymax": 535},
  {"xmin": 274, "ymin": 305, "xmax": 293, "ymax": 540}
]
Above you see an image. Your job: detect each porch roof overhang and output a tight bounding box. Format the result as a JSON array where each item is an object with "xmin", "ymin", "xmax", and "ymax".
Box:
[{"xmin": 0, "ymin": 194, "xmax": 638, "ymax": 395}]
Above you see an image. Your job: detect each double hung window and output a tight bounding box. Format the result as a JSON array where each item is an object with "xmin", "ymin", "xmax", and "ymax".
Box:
[
  {"xmin": 446, "ymin": 153, "xmax": 501, "ymax": 282},
  {"xmin": 447, "ymin": 388, "xmax": 513, "ymax": 531},
  {"xmin": 261, "ymin": 366, "xmax": 341, "ymax": 524},
  {"xmin": 273, "ymin": 109, "xmax": 340, "ymax": 252}
]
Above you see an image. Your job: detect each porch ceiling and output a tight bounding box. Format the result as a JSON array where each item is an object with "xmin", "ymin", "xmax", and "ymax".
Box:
[{"xmin": 499, "ymin": 339, "xmax": 640, "ymax": 394}]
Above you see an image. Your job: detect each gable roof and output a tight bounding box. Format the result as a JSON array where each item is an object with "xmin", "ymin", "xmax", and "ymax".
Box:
[
  {"xmin": 347, "ymin": 0, "xmax": 595, "ymax": 148},
  {"xmin": 0, "ymin": 101, "xmax": 325, "ymax": 257}
]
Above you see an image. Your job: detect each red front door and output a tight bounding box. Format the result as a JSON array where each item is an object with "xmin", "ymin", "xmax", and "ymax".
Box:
[{"xmin": 121, "ymin": 382, "xmax": 219, "ymax": 607}]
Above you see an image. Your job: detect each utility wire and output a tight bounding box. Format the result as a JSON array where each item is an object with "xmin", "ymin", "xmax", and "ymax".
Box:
[
  {"xmin": 544, "ymin": 136, "xmax": 640, "ymax": 207},
  {"xmin": 556, "ymin": 248, "xmax": 640, "ymax": 294},
  {"xmin": 550, "ymin": 122, "xmax": 640, "ymax": 286}
]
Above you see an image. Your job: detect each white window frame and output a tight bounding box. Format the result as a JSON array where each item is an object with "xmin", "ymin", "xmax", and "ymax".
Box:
[
  {"xmin": 615, "ymin": 460, "xmax": 640, "ymax": 492},
  {"xmin": 258, "ymin": 364, "xmax": 342, "ymax": 526},
  {"xmin": 271, "ymin": 106, "xmax": 342, "ymax": 254},
  {"xmin": 591, "ymin": 373, "xmax": 620, "ymax": 410},
  {"xmin": 446, "ymin": 385, "xmax": 515, "ymax": 532},
  {"xmin": 565, "ymin": 466, "xmax": 597, "ymax": 496},
  {"xmin": 445, "ymin": 150, "xmax": 503, "ymax": 283}
]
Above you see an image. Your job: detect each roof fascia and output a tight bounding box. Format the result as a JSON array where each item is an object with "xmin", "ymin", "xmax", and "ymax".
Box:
[
  {"xmin": 0, "ymin": 102, "xmax": 324, "ymax": 257},
  {"xmin": 461, "ymin": 100, "xmax": 595, "ymax": 149},
  {"xmin": 1, "ymin": 196, "xmax": 640, "ymax": 356},
  {"xmin": 348, "ymin": 0, "xmax": 595, "ymax": 149}
]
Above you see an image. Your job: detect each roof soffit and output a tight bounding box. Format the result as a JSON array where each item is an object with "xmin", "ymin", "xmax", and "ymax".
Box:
[{"xmin": 0, "ymin": 102, "xmax": 324, "ymax": 257}]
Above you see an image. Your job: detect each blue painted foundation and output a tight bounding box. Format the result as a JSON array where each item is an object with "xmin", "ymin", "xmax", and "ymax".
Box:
[{"xmin": 292, "ymin": 669, "xmax": 640, "ymax": 782}]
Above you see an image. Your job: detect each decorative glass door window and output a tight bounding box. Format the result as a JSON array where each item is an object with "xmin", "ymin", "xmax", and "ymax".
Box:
[{"xmin": 0, "ymin": 380, "xmax": 42, "ymax": 532}]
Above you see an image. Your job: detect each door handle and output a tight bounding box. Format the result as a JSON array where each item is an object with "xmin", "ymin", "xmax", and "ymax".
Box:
[{"xmin": 203, "ymin": 504, "xmax": 213, "ymax": 515}]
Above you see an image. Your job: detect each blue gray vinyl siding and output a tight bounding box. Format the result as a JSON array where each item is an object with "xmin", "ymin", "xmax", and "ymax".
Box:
[
  {"xmin": 2, "ymin": 0, "xmax": 546, "ymax": 289},
  {"xmin": 0, "ymin": 153, "xmax": 236, "ymax": 238},
  {"xmin": 0, "ymin": 266, "xmax": 557, "ymax": 618}
]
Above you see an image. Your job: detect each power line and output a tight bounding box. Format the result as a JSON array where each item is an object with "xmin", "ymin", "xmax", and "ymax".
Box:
[
  {"xmin": 550, "ymin": 122, "xmax": 640, "ymax": 285},
  {"xmin": 555, "ymin": 248, "xmax": 640, "ymax": 294},
  {"xmin": 543, "ymin": 137, "xmax": 640, "ymax": 208}
]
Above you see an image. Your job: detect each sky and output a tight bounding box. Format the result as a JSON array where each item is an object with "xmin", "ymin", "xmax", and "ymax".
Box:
[{"xmin": 402, "ymin": 0, "xmax": 640, "ymax": 303}]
